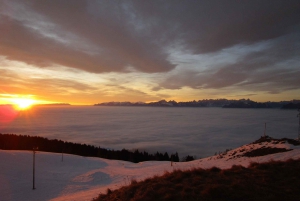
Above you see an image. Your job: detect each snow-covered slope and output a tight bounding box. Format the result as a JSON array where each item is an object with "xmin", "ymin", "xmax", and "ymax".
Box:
[{"xmin": 1, "ymin": 137, "xmax": 300, "ymax": 201}]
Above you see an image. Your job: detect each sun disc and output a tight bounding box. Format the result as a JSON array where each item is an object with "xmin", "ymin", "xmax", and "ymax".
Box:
[{"xmin": 12, "ymin": 98, "xmax": 36, "ymax": 110}]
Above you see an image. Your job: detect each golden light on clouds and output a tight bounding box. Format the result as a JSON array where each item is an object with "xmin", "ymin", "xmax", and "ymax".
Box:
[{"xmin": 0, "ymin": 1, "xmax": 300, "ymax": 104}]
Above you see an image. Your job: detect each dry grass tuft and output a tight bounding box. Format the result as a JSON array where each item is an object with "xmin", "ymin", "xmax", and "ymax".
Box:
[{"xmin": 93, "ymin": 159, "xmax": 300, "ymax": 201}]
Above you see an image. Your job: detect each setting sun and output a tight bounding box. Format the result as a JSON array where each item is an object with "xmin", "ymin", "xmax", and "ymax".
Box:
[
  {"xmin": 0, "ymin": 94, "xmax": 51, "ymax": 110},
  {"xmin": 11, "ymin": 98, "xmax": 36, "ymax": 110}
]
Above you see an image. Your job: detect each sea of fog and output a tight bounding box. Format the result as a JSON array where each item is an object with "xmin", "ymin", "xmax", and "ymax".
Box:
[{"xmin": 0, "ymin": 106, "xmax": 298, "ymax": 158}]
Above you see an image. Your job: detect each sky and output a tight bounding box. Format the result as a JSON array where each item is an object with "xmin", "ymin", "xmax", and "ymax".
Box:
[{"xmin": 0, "ymin": 0, "xmax": 300, "ymax": 105}]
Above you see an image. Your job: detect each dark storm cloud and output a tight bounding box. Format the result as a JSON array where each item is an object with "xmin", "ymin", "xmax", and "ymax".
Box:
[{"xmin": 0, "ymin": 0, "xmax": 300, "ymax": 77}]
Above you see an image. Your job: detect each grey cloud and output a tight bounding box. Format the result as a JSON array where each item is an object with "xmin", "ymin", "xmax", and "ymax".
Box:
[
  {"xmin": 159, "ymin": 66, "xmax": 300, "ymax": 95},
  {"xmin": 102, "ymin": 84, "xmax": 171, "ymax": 102},
  {"xmin": 239, "ymin": 68, "xmax": 300, "ymax": 93},
  {"xmin": 228, "ymin": 94, "xmax": 257, "ymax": 97},
  {"xmin": 158, "ymin": 33, "xmax": 300, "ymax": 93},
  {"xmin": 151, "ymin": 86, "xmax": 163, "ymax": 92},
  {"xmin": 1, "ymin": 0, "xmax": 299, "ymax": 75},
  {"xmin": 130, "ymin": 0, "xmax": 300, "ymax": 53},
  {"xmin": 105, "ymin": 84, "xmax": 148, "ymax": 96},
  {"xmin": 81, "ymin": 89, "xmax": 171, "ymax": 104},
  {"xmin": 0, "ymin": 0, "xmax": 175, "ymax": 73}
]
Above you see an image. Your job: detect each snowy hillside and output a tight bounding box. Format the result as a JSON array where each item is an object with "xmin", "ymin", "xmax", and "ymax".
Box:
[{"xmin": 1, "ymin": 137, "xmax": 300, "ymax": 201}]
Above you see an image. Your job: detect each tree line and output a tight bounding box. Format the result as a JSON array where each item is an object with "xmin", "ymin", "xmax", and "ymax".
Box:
[{"xmin": 0, "ymin": 134, "xmax": 181, "ymax": 163}]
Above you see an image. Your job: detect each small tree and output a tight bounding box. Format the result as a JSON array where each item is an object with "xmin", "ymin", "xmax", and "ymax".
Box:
[{"xmin": 182, "ymin": 155, "xmax": 195, "ymax": 162}]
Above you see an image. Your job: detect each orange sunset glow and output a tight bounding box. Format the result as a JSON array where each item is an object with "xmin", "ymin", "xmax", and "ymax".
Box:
[
  {"xmin": 0, "ymin": 94, "xmax": 42, "ymax": 124},
  {"xmin": 0, "ymin": 94, "xmax": 42, "ymax": 110},
  {"xmin": 0, "ymin": 0, "xmax": 299, "ymax": 105}
]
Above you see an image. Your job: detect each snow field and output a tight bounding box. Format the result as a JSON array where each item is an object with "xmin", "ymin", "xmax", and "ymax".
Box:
[{"xmin": 1, "ymin": 139, "xmax": 300, "ymax": 201}]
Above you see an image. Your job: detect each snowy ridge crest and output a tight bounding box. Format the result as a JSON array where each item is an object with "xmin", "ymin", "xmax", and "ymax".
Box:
[{"xmin": 210, "ymin": 136, "xmax": 299, "ymax": 161}]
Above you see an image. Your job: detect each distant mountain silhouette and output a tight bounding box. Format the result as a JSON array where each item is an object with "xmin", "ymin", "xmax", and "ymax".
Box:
[
  {"xmin": 222, "ymin": 100, "xmax": 272, "ymax": 108},
  {"xmin": 95, "ymin": 99, "xmax": 300, "ymax": 109},
  {"xmin": 36, "ymin": 103, "xmax": 71, "ymax": 106}
]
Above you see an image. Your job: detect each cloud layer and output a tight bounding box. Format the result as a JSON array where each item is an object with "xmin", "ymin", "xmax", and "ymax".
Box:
[
  {"xmin": 160, "ymin": 34, "xmax": 300, "ymax": 93},
  {"xmin": 1, "ymin": 0, "xmax": 300, "ymax": 102}
]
